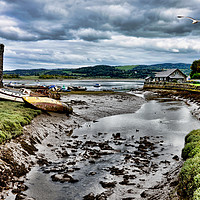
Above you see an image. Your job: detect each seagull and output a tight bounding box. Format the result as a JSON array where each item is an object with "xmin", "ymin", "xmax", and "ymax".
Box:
[{"xmin": 177, "ymin": 16, "xmax": 200, "ymax": 24}]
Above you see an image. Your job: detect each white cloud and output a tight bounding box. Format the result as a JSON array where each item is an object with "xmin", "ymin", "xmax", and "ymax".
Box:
[{"xmin": 0, "ymin": 0, "xmax": 200, "ymax": 70}]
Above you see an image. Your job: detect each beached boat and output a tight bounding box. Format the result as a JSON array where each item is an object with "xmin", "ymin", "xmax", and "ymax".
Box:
[
  {"xmin": 22, "ymin": 96, "xmax": 73, "ymax": 114},
  {"xmin": 0, "ymin": 88, "xmax": 30, "ymax": 102}
]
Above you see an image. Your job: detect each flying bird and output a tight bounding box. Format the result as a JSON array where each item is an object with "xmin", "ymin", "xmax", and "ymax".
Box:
[{"xmin": 177, "ymin": 16, "xmax": 200, "ymax": 24}]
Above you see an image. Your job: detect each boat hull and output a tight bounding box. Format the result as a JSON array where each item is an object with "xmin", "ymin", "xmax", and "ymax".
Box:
[
  {"xmin": 22, "ymin": 96, "xmax": 73, "ymax": 114},
  {"xmin": 0, "ymin": 88, "xmax": 28, "ymax": 102}
]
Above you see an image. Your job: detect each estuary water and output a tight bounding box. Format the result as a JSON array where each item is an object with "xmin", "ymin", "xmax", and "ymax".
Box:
[
  {"xmin": 23, "ymin": 97, "xmax": 200, "ymax": 200},
  {"xmin": 4, "ymin": 79, "xmax": 144, "ymax": 91}
]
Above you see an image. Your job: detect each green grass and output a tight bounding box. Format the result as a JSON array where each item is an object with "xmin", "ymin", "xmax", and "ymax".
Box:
[
  {"xmin": 3, "ymin": 76, "xmax": 40, "ymax": 80},
  {"xmin": 115, "ymin": 65, "xmax": 138, "ymax": 71},
  {"xmin": 178, "ymin": 129, "xmax": 200, "ymax": 199},
  {"xmin": 0, "ymin": 101, "xmax": 41, "ymax": 143},
  {"xmin": 19, "ymin": 76, "xmax": 40, "ymax": 80},
  {"xmin": 189, "ymin": 83, "xmax": 200, "ymax": 86}
]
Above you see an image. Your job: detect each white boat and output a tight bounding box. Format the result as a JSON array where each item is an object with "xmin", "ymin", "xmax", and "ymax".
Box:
[{"xmin": 0, "ymin": 88, "xmax": 30, "ymax": 102}]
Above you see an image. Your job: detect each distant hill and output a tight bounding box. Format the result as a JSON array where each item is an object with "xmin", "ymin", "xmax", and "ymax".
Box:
[{"xmin": 3, "ymin": 63, "xmax": 191, "ymax": 79}]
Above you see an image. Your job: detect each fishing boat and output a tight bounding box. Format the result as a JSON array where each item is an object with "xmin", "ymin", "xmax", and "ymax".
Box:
[
  {"xmin": 22, "ymin": 96, "xmax": 73, "ymax": 114},
  {"xmin": 0, "ymin": 88, "xmax": 30, "ymax": 102}
]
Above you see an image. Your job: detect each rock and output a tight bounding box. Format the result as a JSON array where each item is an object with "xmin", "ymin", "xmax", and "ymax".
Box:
[
  {"xmin": 109, "ymin": 166, "xmax": 124, "ymax": 175},
  {"xmin": 99, "ymin": 181, "xmax": 116, "ymax": 188},
  {"xmin": 37, "ymin": 158, "xmax": 49, "ymax": 166},
  {"xmin": 51, "ymin": 173, "xmax": 78, "ymax": 183},
  {"xmin": 140, "ymin": 190, "xmax": 149, "ymax": 198},
  {"xmin": 112, "ymin": 132, "xmax": 121, "ymax": 139},
  {"xmin": 172, "ymin": 155, "xmax": 179, "ymax": 161},
  {"xmin": 61, "ymin": 150, "xmax": 70, "ymax": 157},
  {"xmin": 83, "ymin": 192, "xmax": 95, "ymax": 200},
  {"xmin": 15, "ymin": 193, "xmax": 35, "ymax": 200},
  {"xmin": 88, "ymin": 171, "xmax": 96, "ymax": 176}
]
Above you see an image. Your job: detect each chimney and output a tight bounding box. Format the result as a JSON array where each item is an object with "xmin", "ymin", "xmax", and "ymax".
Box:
[{"xmin": 0, "ymin": 44, "xmax": 4, "ymax": 88}]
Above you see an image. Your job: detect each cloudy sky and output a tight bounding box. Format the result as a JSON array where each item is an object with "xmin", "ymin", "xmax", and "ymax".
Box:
[{"xmin": 1, "ymin": 0, "xmax": 200, "ymax": 70}]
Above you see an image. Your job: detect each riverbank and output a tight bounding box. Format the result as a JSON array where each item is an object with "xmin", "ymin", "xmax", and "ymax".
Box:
[{"xmin": 1, "ymin": 92, "xmax": 146, "ymax": 199}]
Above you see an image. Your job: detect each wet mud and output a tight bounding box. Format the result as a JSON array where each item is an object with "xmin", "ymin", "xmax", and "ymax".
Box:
[
  {"xmin": 0, "ymin": 93, "xmax": 145, "ymax": 199},
  {"xmin": 0, "ymin": 92, "xmax": 189, "ymax": 199}
]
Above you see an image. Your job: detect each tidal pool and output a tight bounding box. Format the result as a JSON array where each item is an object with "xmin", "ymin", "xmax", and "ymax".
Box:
[{"xmin": 23, "ymin": 98, "xmax": 200, "ymax": 200}]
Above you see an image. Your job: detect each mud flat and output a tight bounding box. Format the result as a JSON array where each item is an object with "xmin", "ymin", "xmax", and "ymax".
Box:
[
  {"xmin": 1, "ymin": 91, "xmax": 194, "ymax": 199},
  {"xmin": 0, "ymin": 92, "xmax": 146, "ymax": 199}
]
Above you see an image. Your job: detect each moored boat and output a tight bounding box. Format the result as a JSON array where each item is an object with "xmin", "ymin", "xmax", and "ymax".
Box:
[
  {"xmin": 22, "ymin": 96, "xmax": 73, "ymax": 114},
  {"xmin": 67, "ymin": 86, "xmax": 87, "ymax": 91},
  {"xmin": 94, "ymin": 83, "xmax": 101, "ymax": 87}
]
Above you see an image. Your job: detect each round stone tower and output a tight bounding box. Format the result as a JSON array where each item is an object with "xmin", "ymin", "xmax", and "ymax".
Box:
[{"xmin": 0, "ymin": 44, "xmax": 4, "ymax": 88}]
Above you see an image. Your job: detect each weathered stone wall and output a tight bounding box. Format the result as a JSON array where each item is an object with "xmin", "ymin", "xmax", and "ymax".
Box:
[
  {"xmin": 143, "ymin": 82, "xmax": 200, "ymax": 93},
  {"xmin": 0, "ymin": 44, "xmax": 4, "ymax": 88}
]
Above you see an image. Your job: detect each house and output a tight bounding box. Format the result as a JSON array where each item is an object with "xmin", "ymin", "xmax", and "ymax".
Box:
[
  {"xmin": 154, "ymin": 69, "xmax": 187, "ymax": 82},
  {"xmin": 145, "ymin": 76, "xmax": 154, "ymax": 82}
]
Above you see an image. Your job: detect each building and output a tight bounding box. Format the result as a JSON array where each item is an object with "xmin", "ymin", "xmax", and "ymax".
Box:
[
  {"xmin": 145, "ymin": 76, "xmax": 154, "ymax": 82},
  {"xmin": 154, "ymin": 68, "xmax": 187, "ymax": 82}
]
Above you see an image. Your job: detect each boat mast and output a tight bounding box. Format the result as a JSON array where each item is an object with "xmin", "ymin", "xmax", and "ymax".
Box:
[{"xmin": 0, "ymin": 44, "xmax": 4, "ymax": 88}]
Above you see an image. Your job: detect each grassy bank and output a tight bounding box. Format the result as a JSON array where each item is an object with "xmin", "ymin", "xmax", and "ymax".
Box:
[
  {"xmin": 0, "ymin": 101, "xmax": 41, "ymax": 143},
  {"xmin": 178, "ymin": 129, "xmax": 200, "ymax": 199}
]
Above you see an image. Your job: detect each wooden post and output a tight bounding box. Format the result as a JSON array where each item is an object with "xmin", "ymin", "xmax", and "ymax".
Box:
[{"xmin": 0, "ymin": 44, "xmax": 4, "ymax": 88}]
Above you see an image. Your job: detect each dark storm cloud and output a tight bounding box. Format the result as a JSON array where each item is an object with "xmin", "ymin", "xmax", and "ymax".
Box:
[
  {"xmin": 1, "ymin": 0, "xmax": 198, "ymax": 41},
  {"xmin": 1, "ymin": 0, "xmax": 200, "ymax": 69},
  {"xmin": 0, "ymin": 0, "xmax": 199, "ymax": 42}
]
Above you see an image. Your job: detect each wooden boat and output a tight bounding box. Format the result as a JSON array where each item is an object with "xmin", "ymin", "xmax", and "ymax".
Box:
[
  {"xmin": 0, "ymin": 88, "xmax": 30, "ymax": 102},
  {"xmin": 22, "ymin": 96, "xmax": 73, "ymax": 114}
]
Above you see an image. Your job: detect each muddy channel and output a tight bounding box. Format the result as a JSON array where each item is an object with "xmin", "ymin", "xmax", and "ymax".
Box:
[{"xmin": 2, "ymin": 92, "xmax": 200, "ymax": 200}]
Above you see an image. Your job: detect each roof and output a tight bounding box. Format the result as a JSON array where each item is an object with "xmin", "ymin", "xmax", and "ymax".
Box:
[
  {"xmin": 155, "ymin": 69, "xmax": 186, "ymax": 78},
  {"xmin": 145, "ymin": 76, "xmax": 153, "ymax": 80}
]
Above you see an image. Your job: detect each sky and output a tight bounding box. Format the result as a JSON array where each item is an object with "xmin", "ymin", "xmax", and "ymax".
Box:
[{"xmin": 1, "ymin": 0, "xmax": 200, "ymax": 70}]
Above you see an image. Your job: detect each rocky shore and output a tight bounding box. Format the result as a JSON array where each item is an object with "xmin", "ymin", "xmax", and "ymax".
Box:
[{"xmin": 0, "ymin": 91, "xmax": 194, "ymax": 200}]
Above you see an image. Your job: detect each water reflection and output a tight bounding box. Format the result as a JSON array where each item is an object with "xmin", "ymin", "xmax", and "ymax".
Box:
[
  {"xmin": 4, "ymin": 79, "xmax": 144, "ymax": 91},
  {"xmin": 77, "ymin": 98, "xmax": 198, "ymax": 153}
]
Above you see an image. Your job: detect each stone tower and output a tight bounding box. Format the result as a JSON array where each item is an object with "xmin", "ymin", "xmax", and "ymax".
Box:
[{"xmin": 0, "ymin": 44, "xmax": 4, "ymax": 88}]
